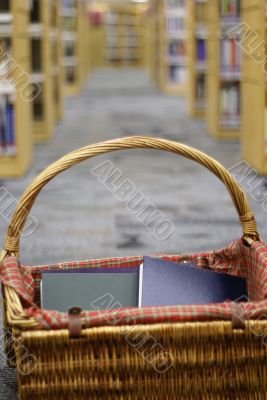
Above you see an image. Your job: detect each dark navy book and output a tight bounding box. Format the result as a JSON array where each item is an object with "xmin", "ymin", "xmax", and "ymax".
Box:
[{"xmin": 139, "ymin": 257, "xmax": 247, "ymax": 307}]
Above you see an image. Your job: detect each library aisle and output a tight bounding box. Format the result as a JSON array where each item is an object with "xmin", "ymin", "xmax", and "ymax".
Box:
[{"xmin": 1, "ymin": 69, "xmax": 267, "ymax": 398}]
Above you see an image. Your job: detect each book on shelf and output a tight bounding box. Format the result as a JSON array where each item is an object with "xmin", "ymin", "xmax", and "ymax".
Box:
[
  {"xmin": 168, "ymin": 65, "xmax": 187, "ymax": 84},
  {"xmin": 168, "ymin": 39, "xmax": 186, "ymax": 57},
  {"xmin": 63, "ymin": 17, "xmax": 77, "ymax": 31},
  {"xmin": 65, "ymin": 65, "xmax": 75, "ymax": 83},
  {"xmin": 31, "ymin": 38, "xmax": 42, "ymax": 72},
  {"xmin": 220, "ymin": 38, "xmax": 241, "ymax": 73},
  {"xmin": 30, "ymin": 0, "xmax": 40, "ymax": 23},
  {"xmin": 220, "ymin": 0, "xmax": 240, "ymax": 17},
  {"xmin": 105, "ymin": 12, "xmax": 118, "ymax": 25},
  {"xmin": 0, "ymin": 38, "xmax": 12, "ymax": 79},
  {"xmin": 64, "ymin": 40, "xmax": 75, "ymax": 57},
  {"xmin": 0, "ymin": 0, "xmax": 10, "ymax": 13},
  {"xmin": 196, "ymin": 74, "xmax": 205, "ymax": 106},
  {"xmin": 0, "ymin": 94, "xmax": 16, "ymax": 156},
  {"xmin": 167, "ymin": 15, "xmax": 185, "ymax": 34},
  {"xmin": 196, "ymin": 38, "xmax": 206, "ymax": 63},
  {"xmin": 219, "ymin": 83, "xmax": 240, "ymax": 126},
  {"xmin": 33, "ymin": 84, "xmax": 43, "ymax": 121}
]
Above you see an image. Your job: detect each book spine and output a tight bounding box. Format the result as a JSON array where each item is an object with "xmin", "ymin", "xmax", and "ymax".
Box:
[{"xmin": 5, "ymin": 94, "xmax": 16, "ymax": 156}]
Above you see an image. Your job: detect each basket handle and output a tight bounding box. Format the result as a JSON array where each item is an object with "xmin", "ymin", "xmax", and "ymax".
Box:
[{"xmin": 2, "ymin": 136, "xmax": 259, "ymax": 258}]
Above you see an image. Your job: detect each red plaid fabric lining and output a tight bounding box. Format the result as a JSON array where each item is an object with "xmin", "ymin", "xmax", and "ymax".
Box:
[{"xmin": 1, "ymin": 239, "xmax": 267, "ymax": 330}]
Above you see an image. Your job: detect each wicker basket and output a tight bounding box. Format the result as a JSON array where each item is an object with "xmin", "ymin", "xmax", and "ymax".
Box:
[{"xmin": 1, "ymin": 136, "xmax": 267, "ymax": 399}]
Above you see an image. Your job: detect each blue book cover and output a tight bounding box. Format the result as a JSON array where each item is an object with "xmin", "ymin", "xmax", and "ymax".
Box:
[
  {"xmin": 139, "ymin": 257, "xmax": 247, "ymax": 307},
  {"xmin": 197, "ymin": 39, "xmax": 206, "ymax": 62},
  {"xmin": 5, "ymin": 97, "xmax": 15, "ymax": 155}
]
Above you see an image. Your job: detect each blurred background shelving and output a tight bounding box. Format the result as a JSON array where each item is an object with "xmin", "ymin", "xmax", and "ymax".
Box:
[
  {"xmin": 187, "ymin": 0, "xmax": 208, "ymax": 117},
  {"xmin": 0, "ymin": 0, "xmax": 32, "ymax": 177},
  {"xmin": 61, "ymin": 0, "xmax": 85, "ymax": 96},
  {"xmin": 1, "ymin": 0, "xmax": 267, "ymax": 180},
  {"xmin": 206, "ymin": 0, "xmax": 241, "ymax": 139},
  {"xmin": 30, "ymin": 0, "xmax": 54, "ymax": 142}
]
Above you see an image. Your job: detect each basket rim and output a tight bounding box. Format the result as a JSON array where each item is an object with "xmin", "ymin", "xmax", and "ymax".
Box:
[{"xmin": 2, "ymin": 239, "xmax": 267, "ymax": 333}]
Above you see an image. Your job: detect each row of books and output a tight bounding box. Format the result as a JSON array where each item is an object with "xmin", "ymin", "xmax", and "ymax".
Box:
[
  {"xmin": 0, "ymin": 94, "xmax": 16, "ymax": 156},
  {"xmin": 0, "ymin": 0, "xmax": 9, "ymax": 12},
  {"xmin": 63, "ymin": 41, "xmax": 75, "ymax": 57},
  {"xmin": 31, "ymin": 39, "xmax": 42, "ymax": 72},
  {"xmin": 195, "ymin": 74, "xmax": 205, "ymax": 105},
  {"xmin": 33, "ymin": 84, "xmax": 43, "ymax": 121},
  {"xmin": 220, "ymin": 0, "xmax": 240, "ymax": 17},
  {"xmin": 167, "ymin": 16, "xmax": 185, "ymax": 34},
  {"xmin": 30, "ymin": 0, "xmax": 40, "ymax": 23},
  {"xmin": 219, "ymin": 83, "xmax": 240, "ymax": 124},
  {"xmin": 220, "ymin": 38, "xmax": 241, "ymax": 72},
  {"xmin": 65, "ymin": 65, "xmax": 76, "ymax": 83},
  {"xmin": 63, "ymin": 17, "xmax": 77, "ymax": 31},
  {"xmin": 168, "ymin": 40, "xmax": 186, "ymax": 57},
  {"xmin": 168, "ymin": 65, "xmax": 187, "ymax": 84},
  {"xmin": 105, "ymin": 12, "xmax": 118, "ymax": 25},
  {"xmin": 0, "ymin": 38, "xmax": 12, "ymax": 77}
]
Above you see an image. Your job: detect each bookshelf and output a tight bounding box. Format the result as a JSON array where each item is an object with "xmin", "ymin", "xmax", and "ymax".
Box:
[
  {"xmin": 241, "ymin": 0, "xmax": 266, "ymax": 174},
  {"xmin": 62, "ymin": 0, "xmax": 82, "ymax": 96},
  {"xmin": 88, "ymin": 3, "xmax": 107, "ymax": 71},
  {"xmin": 187, "ymin": 0, "xmax": 208, "ymax": 117},
  {"xmin": 161, "ymin": 0, "xmax": 188, "ymax": 95},
  {"xmin": 104, "ymin": 3, "xmax": 145, "ymax": 68},
  {"xmin": 144, "ymin": 0, "xmax": 160, "ymax": 87},
  {"xmin": 0, "ymin": 0, "xmax": 33, "ymax": 178},
  {"xmin": 30, "ymin": 0, "xmax": 54, "ymax": 142},
  {"xmin": 49, "ymin": 0, "xmax": 63, "ymax": 123},
  {"xmin": 80, "ymin": 2, "xmax": 90, "ymax": 81},
  {"xmin": 206, "ymin": 0, "xmax": 241, "ymax": 139}
]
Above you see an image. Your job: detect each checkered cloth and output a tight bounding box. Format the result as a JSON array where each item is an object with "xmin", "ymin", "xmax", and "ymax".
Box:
[{"xmin": 1, "ymin": 239, "xmax": 267, "ymax": 330}]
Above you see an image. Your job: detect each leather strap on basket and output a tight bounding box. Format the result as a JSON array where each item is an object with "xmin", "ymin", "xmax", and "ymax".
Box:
[{"xmin": 1, "ymin": 136, "xmax": 260, "ymax": 258}]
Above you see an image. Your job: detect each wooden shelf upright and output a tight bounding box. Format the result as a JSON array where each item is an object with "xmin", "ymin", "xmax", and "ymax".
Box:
[
  {"xmin": 0, "ymin": 0, "xmax": 33, "ymax": 178},
  {"xmin": 187, "ymin": 0, "xmax": 208, "ymax": 117},
  {"xmin": 29, "ymin": 0, "xmax": 54, "ymax": 142},
  {"xmin": 206, "ymin": 0, "xmax": 241, "ymax": 139},
  {"xmin": 144, "ymin": 0, "xmax": 165, "ymax": 90},
  {"xmin": 87, "ymin": 2, "xmax": 107, "ymax": 71},
  {"xmin": 49, "ymin": 0, "xmax": 63, "ymax": 123},
  {"xmin": 241, "ymin": 0, "xmax": 266, "ymax": 174},
  {"xmin": 80, "ymin": 2, "xmax": 90, "ymax": 81}
]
